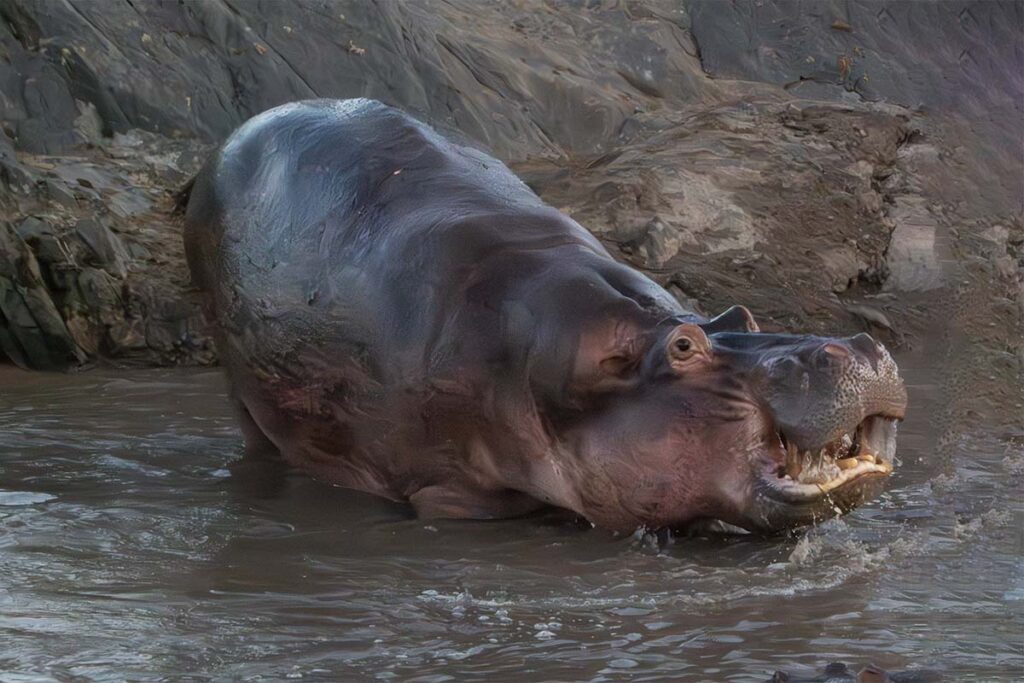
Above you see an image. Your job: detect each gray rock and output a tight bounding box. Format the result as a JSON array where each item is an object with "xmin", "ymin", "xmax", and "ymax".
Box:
[
  {"xmin": 73, "ymin": 100, "xmax": 105, "ymax": 146},
  {"xmin": 633, "ymin": 217, "xmax": 682, "ymax": 268},
  {"xmin": 884, "ymin": 197, "xmax": 945, "ymax": 292},
  {"xmin": 0, "ymin": 221, "xmax": 85, "ymax": 368},
  {"xmin": 15, "ymin": 216, "xmax": 53, "ymax": 242},
  {"xmin": 52, "ymin": 163, "xmax": 115, "ymax": 194},
  {"xmin": 146, "ymin": 318, "xmax": 187, "ymax": 353},
  {"xmin": 43, "ymin": 178, "xmax": 78, "ymax": 208},
  {"xmin": 127, "ymin": 241, "xmax": 152, "ymax": 261},
  {"xmin": 74, "ymin": 216, "xmax": 129, "ymax": 279},
  {"xmin": 107, "ymin": 188, "xmax": 153, "ymax": 219},
  {"xmin": 60, "ymin": 266, "xmax": 125, "ymax": 356},
  {"xmin": 0, "ymin": 130, "xmax": 34, "ymax": 193}
]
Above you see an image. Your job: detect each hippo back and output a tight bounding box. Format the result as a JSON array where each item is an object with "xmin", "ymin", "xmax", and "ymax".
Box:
[{"xmin": 183, "ymin": 99, "xmax": 611, "ymax": 384}]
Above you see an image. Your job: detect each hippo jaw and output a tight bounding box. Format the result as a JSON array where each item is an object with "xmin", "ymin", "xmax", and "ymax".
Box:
[
  {"xmin": 713, "ymin": 330, "xmax": 908, "ymax": 533},
  {"xmin": 771, "ymin": 413, "xmax": 899, "ymax": 497},
  {"xmin": 744, "ymin": 413, "xmax": 902, "ymax": 532}
]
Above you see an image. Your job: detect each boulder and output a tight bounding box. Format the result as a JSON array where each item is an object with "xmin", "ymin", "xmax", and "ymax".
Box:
[
  {"xmin": 0, "ymin": 221, "xmax": 85, "ymax": 368},
  {"xmin": 74, "ymin": 216, "xmax": 130, "ymax": 278}
]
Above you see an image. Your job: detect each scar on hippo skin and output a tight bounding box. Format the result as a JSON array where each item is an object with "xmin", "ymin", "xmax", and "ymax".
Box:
[{"xmin": 182, "ymin": 99, "xmax": 907, "ymax": 534}]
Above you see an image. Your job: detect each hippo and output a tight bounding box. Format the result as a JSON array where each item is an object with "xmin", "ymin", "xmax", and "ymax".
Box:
[
  {"xmin": 765, "ymin": 662, "xmax": 943, "ymax": 682},
  {"xmin": 182, "ymin": 99, "xmax": 907, "ymax": 533}
]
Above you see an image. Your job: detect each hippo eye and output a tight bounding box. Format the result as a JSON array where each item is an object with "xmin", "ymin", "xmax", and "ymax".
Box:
[
  {"xmin": 666, "ymin": 323, "xmax": 711, "ymax": 370},
  {"xmin": 670, "ymin": 337, "xmax": 697, "ymax": 362}
]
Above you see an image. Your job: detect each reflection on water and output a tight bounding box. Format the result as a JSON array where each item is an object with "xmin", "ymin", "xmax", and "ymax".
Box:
[{"xmin": 0, "ymin": 358, "xmax": 1021, "ymax": 682}]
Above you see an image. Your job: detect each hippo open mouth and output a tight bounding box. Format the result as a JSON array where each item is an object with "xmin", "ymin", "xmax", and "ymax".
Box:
[{"xmin": 764, "ymin": 414, "xmax": 901, "ymax": 502}]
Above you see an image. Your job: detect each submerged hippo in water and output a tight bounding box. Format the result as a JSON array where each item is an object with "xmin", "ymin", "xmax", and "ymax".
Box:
[{"xmin": 182, "ymin": 99, "xmax": 907, "ymax": 534}]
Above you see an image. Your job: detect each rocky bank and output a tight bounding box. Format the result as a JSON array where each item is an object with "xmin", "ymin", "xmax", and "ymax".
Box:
[{"xmin": 0, "ymin": 0, "xmax": 1020, "ymax": 427}]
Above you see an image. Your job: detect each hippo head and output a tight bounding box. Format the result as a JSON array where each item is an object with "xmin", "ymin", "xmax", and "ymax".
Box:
[{"xmin": 554, "ymin": 305, "xmax": 907, "ymax": 534}]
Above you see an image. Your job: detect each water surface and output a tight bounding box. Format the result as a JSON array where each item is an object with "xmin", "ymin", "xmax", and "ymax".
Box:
[{"xmin": 1, "ymin": 356, "xmax": 1021, "ymax": 681}]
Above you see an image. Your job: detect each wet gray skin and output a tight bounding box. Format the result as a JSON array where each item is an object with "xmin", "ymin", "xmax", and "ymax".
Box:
[{"xmin": 181, "ymin": 100, "xmax": 909, "ymax": 535}]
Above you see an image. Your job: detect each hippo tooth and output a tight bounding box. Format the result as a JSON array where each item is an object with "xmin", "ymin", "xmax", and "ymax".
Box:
[
  {"xmin": 836, "ymin": 457, "xmax": 859, "ymax": 470},
  {"xmin": 797, "ymin": 458, "xmax": 841, "ymax": 485},
  {"xmin": 785, "ymin": 442, "xmax": 802, "ymax": 478},
  {"xmin": 857, "ymin": 453, "xmax": 877, "ymax": 463}
]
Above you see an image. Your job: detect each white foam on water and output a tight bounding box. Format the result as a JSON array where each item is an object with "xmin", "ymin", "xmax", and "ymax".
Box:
[{"xmin": 0, "ymin": 490, "xmax": 57, "ymax": 506}]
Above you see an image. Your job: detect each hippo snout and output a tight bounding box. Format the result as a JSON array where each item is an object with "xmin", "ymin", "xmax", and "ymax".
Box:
[{"xmin": 760, "ymin": 333, "xmax": 907, "ymax": 454}]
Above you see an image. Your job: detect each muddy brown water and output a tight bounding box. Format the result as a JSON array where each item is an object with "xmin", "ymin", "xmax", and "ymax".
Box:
[{"xmin": 1, "ymin": 352, "xmax": 1021, "ymax": 682}]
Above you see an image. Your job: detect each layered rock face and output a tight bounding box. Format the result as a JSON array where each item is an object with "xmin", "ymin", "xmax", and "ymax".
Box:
[{"xmin": 0, "ymin": 1, "xmax": 1020, "ymax": 429}]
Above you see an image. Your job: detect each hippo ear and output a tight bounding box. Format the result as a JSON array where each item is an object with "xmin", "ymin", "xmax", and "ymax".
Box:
[
  {"xmin": 569, "ymin": 318, "xmax": 644, "ymax": 396},
  {"xmin": 699, "ymin": 305, "xmax": 759, "ymax": 334}
]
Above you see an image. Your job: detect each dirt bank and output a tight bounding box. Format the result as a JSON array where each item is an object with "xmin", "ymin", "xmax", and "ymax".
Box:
[{"xmin": 1, "ymin": 1, "xmax": 1020, "ymax": 432}]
